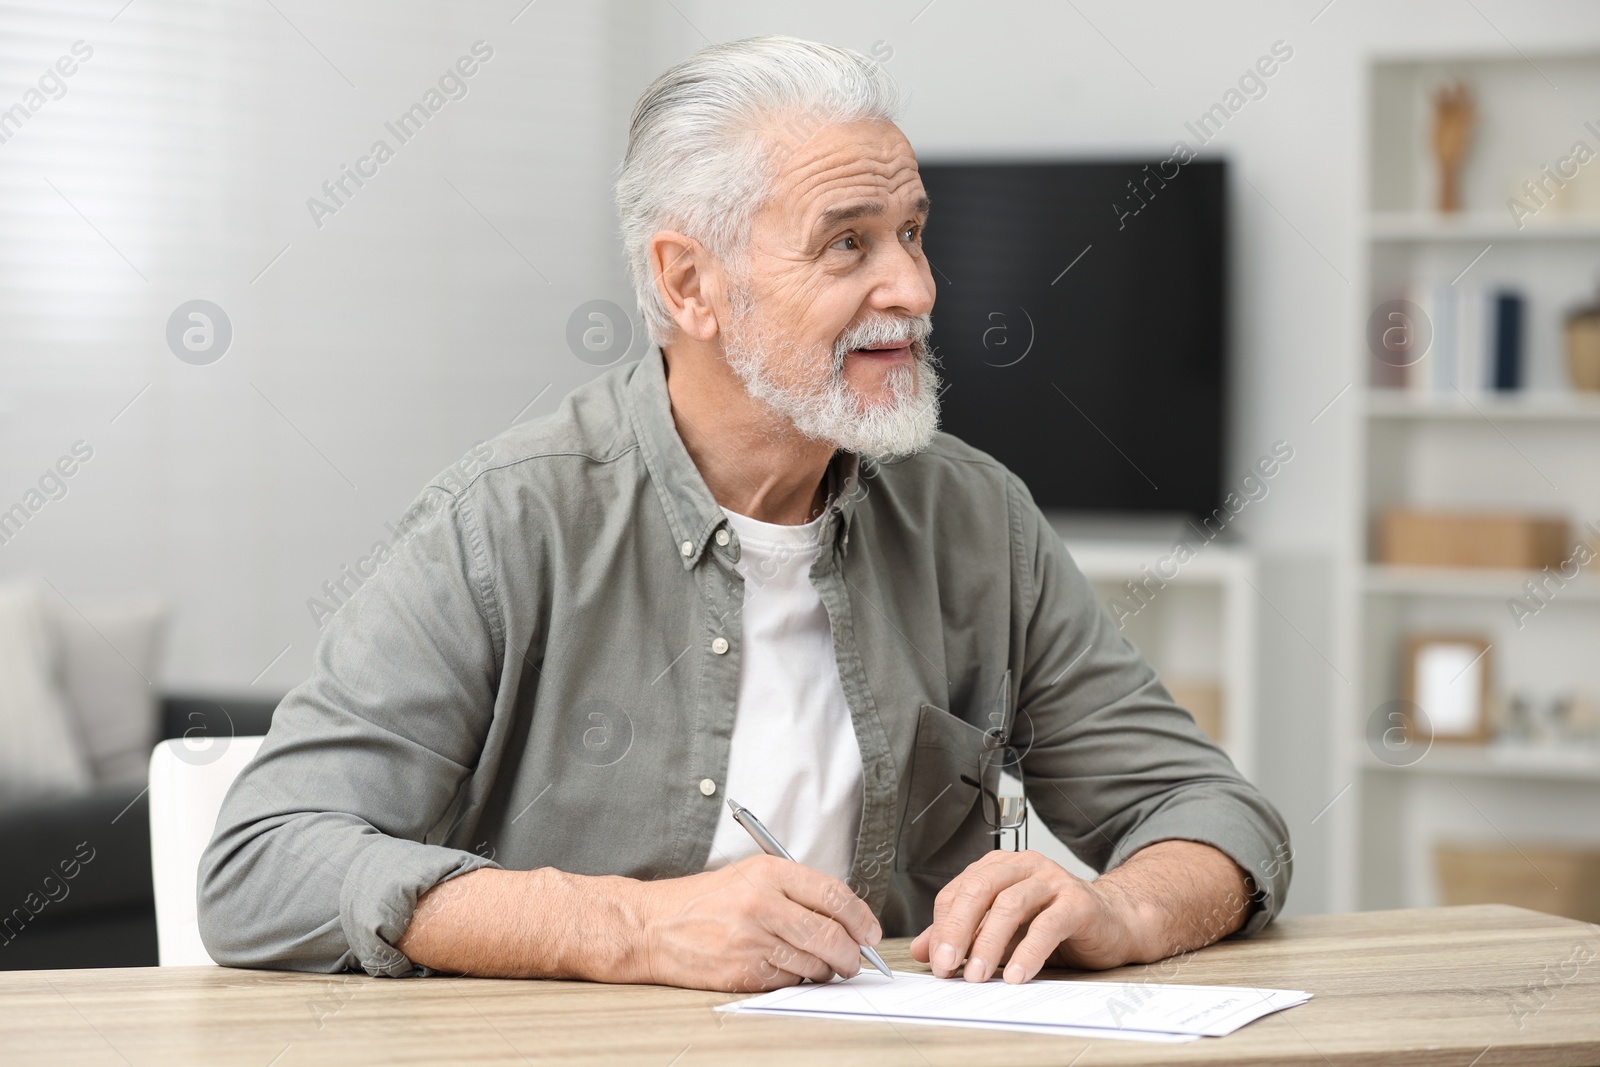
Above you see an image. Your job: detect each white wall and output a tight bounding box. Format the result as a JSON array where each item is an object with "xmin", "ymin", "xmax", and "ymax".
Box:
[
  {"xmin": 1, "ymin": 0, "xmax": 632, "ymax": 692},
  {"xmin": 4, "ymin": 0, "xmax": 1597, "ymax": 916}
]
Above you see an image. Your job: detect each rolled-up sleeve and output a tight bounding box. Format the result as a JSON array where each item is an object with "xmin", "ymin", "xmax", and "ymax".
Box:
[
  {"xmin": 198, "ymin": 485, "xmax": 506, "ymax": 975},
  {"xmin": 1007, "ymin": 474, "xmax": 1291, "ymax": 935}
]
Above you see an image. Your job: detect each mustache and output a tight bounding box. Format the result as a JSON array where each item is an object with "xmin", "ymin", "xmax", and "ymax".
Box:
[{"xmin": 832, "ymin": 314, "xmax": 934, "ymax": 366}]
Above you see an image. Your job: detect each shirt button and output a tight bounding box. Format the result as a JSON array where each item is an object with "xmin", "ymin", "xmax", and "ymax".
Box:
[
  {"xmin": 680, "ymin": 540, "xmax": 694, "ymax": 557},
  {"xmin": 711, "ymin": 636, "xmax": 729, "ymax": 655},
  {"xmin": 715, "ymin": 528, "xmax": 730, "ymax": 546},
  {"xmin": 699, "ymin": 778, "xmax": 717, "ymax": 796}
]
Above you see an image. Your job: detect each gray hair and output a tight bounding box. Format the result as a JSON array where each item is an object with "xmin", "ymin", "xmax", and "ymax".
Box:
[{"xmin": 614, "ymin": 35, "xmax": 903, "ymax": 347}]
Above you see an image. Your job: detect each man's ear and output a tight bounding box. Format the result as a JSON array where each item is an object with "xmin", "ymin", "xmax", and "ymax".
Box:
[{"xmin": 649, "ymin": 231, "xmax": 721, "ymax": 343}]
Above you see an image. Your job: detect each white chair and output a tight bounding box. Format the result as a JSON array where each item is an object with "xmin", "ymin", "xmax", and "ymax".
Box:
[{"xmin": 148, "ymin": 735, "xmax": 265, "ymax": 966}]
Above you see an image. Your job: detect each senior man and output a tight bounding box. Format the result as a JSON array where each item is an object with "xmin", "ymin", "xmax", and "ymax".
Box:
[{"xmin": 199, "ymin": 35, "xmax": 1290, "ymax": 992}]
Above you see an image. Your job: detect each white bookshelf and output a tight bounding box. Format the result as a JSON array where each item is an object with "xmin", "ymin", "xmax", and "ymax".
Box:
[
  {"xmin": 1369, "ymin": 212, "xmax": 1600, "ymax": 242},
  {"xmin": 1364, "ymin": 564, "xmax": 1600, "ymax": 603},
  {"xmin": 1333, "ymin": 51, "xmax": 1600, "ymax": 914},
  {"xmin": 1364, "ymin": 389, "xmax": 1600, "ymax": 421},
  {"xmin": 1363, "ymin": 744, "xmax": 1600, "ymax": 783}
]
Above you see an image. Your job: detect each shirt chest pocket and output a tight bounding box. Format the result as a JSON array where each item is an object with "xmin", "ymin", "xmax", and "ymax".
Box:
[{"xmin": 894, "ymin": 702, "xmax": 991, "ymax": 876}]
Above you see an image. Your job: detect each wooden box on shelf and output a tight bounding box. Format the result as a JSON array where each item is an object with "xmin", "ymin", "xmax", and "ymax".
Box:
[
  {"xmin": 1378, "ymin": 510, "xmax": 1571, "ymax": 569},
  {"xmin": 1434, "ymin": 843, "xmax": 1600, "ymax": 923}
]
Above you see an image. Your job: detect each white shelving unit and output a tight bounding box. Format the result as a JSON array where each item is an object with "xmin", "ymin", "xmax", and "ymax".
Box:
[
  {"xmin": 1332, "ymin": 50, "xmax": 1600, "ymax": 915},
  {"xmin": 1364, "ymin": 390, "xmax": 1600, "ymax": 421},
  {"xmin": 1363, "ymin": 744, "xmax": 1600, "ymax": 783},
  {"xmin": 1030, "ymin": 525, "xmax": 1257, "ymax": 880},
  {"xmin": 1369, "ymin": 213, "xmax": 1600, "ymax": 243},
  {"xmin": 1364, "ymin": 564, "xmax": 1600, "ymax": 602}
]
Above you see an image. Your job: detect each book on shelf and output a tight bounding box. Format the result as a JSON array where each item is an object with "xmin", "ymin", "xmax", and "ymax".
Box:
[
  {"xmin": 1401, "ymin": 283, "xmax": 1523, "ymax": 395},
  {"xmin": 1493, "ymin": 290, "xmax": 1524, "ymax": 390}
]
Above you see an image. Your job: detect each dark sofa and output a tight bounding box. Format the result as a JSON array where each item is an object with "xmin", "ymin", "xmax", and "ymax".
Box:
[{"xmin": 0, "ymin": 695, "xmax": 280, "ymax": 970}]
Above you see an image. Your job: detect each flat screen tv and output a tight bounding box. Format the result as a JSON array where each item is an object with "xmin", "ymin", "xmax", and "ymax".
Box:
[{"xmin": 916, "ymin": 159, "xmax": 1227, "ymax": 519}]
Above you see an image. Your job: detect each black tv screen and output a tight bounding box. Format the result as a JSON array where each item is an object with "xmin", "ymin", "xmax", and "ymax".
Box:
[{"xmin": 917, "ymin": 159, "xmax": 1227, "ymax": 518}]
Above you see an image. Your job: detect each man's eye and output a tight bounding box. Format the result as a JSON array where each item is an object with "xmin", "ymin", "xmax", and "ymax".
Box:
[
  {"xmin": 901, "ymin": 224, "xmax": 921, "ymax": 242},
  {"xmin": 830, "ymin": 234, "xmax": 859, "ymax": 252}
]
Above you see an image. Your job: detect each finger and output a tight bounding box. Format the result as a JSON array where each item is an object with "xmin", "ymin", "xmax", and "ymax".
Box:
[
  {"xmin": 769, "ymin": 897, "xmax": 862, "ymax": 980},
  {"xmin": 770, "ymin": 860, "xmax": 881, "ymax": 948},
  {"xmin": 960, "ymin": 922, "xmax": 1027, "ymax": 984},
  {"xmin": 765, "ymin": 936, "xmax": 838, "ymax": 985},
  {"xmin": 730, "ymin": 957, "xmax": 800, "ymax": 994},
  {"xmin": 774, "ymin": 964, "xmax": 825, "ymax": 987},
  {"xmin": 732, "ymin": 955, "xmax": 813, "ymax": 994},
  {"xmin": 1001, "ymin": 902, "xmax": 1082, "ymax": 984},
  {"xmin": 910, "ymin": 916, "xmax": 1000, "ymax": 965},
  {"xmin": 963, "ymin": 880, "xmax": 1053, "ymax": 983},
  {"xmin": 909, "ymin": 928, "xmax": 930, "ymax": 962},
  {"xmin": 925, "ymin": 855, "xmax": 1031, "ymax": 978}
]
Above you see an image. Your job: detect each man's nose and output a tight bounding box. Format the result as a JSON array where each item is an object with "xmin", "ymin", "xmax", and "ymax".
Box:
[{"xmin": 870, "ymin": 240, "xmax": 935, "ymax": 319}]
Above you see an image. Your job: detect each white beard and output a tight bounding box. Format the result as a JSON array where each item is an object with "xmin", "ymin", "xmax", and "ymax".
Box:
[{"xmin": 721, "ymin": 284, "xmax": 941, "ymax": 460}]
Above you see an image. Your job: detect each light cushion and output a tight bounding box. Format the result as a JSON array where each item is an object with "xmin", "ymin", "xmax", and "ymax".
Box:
[
  {"xmin": 51, "ymin": 592, "xmax": 169, "ymax": 787},
  {"xmin": 0, "ymin": 574, "xmax": 94, "ymax": 802}
]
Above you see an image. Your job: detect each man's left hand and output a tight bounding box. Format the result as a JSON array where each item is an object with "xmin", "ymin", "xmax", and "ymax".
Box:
[
  {"xmin": 908, "ymin": 850, "xmax": 1149, "ymax": 984},
  {"xmin": 909, "ymin": 841, "xmax": 1252, "ymax": 984}
]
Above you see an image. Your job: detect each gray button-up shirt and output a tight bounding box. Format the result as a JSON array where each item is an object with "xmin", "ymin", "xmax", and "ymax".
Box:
[{"xmin": 198, "ymin": 345, "xmax": 1291, "ymax": 977}]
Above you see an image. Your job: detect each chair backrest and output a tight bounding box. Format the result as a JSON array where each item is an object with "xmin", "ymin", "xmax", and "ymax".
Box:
[{"xmin": 148, "ymin": 735, "xmax": 265, "ymax": 966}]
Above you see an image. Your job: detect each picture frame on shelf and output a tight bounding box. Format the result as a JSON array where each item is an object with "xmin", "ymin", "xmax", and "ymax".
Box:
[{"xmin": 1403, "ymin": 634, "xmax": 1492, "ymax": 743}]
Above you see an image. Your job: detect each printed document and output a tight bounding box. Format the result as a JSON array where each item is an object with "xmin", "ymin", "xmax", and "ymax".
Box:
[{"xmin": 716, "ymin": 970, "xmax": 1310, "ymax": 1042}]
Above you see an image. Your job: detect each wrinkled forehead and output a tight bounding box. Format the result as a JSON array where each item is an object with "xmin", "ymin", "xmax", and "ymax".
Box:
[{"xmin": 754, "ymin": 118, "xmax": 927, "ymax": 246}]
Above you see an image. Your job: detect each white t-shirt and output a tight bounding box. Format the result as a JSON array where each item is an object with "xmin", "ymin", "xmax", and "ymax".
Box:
[{"xmin": 704, "ymin": 505, "xmax": 865, "ymax": 884}]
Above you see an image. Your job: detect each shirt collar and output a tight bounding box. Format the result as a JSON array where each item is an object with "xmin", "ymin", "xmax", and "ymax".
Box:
[{"xmin": 625, "ymin": 345, "xmax": 862, "ymax": 569}]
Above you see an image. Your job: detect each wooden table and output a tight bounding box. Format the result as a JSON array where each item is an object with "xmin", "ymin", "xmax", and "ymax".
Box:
[{"xmin": 4, "ymin": 905, "xmax": 1598, "ymax": 1066}]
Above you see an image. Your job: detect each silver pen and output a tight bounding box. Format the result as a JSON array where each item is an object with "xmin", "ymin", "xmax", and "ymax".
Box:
[{"xmin": 725, "ymin": 797, "xmax": 893, "ymax": 979}]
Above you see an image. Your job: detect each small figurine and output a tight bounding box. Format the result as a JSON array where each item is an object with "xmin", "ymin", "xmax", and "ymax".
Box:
[
  {"xmin": 1498, "ymin": 691, "xmax": 1535, "ymax": 744},
  {"xmin": 1553, "ymin": 690, "xmax": 1600, "ymax": 746},
  {"xmin": 1431, "ymin": 81, "xmax": 1475, "ymax": 214}
]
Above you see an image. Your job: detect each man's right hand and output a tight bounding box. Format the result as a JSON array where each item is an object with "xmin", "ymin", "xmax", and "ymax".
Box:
[
  {"xmin": 395, "ymin": 858, "xmax": 880, "ymax": 991},
  {"xmin": 630, "ymin": 854, "xmax": 882, "ymax": 992}
]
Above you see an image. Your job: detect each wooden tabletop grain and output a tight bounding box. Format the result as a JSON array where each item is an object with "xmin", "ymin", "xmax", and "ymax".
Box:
[{"xmin": 3, "ymin": 905, "xmax": 1598, "ymax": 1066}]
